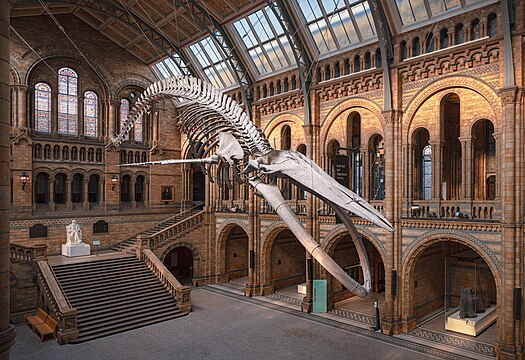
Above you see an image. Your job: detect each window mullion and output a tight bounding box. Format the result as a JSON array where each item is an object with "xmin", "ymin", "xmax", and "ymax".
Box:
[{"xmin": 319, "ymin": 2, "xmax": 341, "ymax": 50}]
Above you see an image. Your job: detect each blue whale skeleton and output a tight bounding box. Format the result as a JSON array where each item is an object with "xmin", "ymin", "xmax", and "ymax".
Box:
[{"xmin": 112, "ymin": 76, "xmax": 394, "ymax": 298}]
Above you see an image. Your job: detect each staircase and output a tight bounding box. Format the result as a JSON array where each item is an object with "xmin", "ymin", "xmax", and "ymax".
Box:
[
  {"xmin": 112, "ymin": 207, "xmax": 203, "ymax": 254},
  {"xmin": 52, "ymin": 255, "xmax": 187, "ymax": 342}
]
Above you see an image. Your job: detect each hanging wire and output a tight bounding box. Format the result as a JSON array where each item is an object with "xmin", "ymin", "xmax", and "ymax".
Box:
[
  {"xmin": 38, "ymin": 0, "xmax": 112, "ymax": 92},
  {"xmin": 10, "ymin": 25, "xmax": 57, "ymax": 75}
]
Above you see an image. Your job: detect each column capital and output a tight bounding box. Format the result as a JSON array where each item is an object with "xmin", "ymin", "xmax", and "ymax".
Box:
[
  {"xmin": 11, "ymin": 84, "xmax": 28, "ymax": 92},
  {"xmin": 381, "ymin": 109, "xmax": 402, "ymax": 124},
  {"xmin": 499, "ymin": 86, "xmax": 519, "ymax": 105}
]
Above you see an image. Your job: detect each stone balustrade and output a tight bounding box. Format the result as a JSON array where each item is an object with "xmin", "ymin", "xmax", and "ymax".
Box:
[
  {"xmin": 10, "ymin": 243, "xmax": 47, "ymax": 263},
  {"xmin": 35, "ymin": 260, "xmax": 78, "ymax": 344},
  {"xmin": 139, "ymin": 212, "xmax": 205, "ymax": 250},
  {"xmin": 141, "ymin": 249, "xmax": 192, "ymax": 313}
]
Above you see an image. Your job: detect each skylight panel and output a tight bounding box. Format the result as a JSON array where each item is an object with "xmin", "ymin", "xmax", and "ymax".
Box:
[
  {"xmin": 296, "ymin": 0, "xmax": 376, "ymax": 56},
  {"xmin": 189, "ymin": 35, "xmax": 237, "ymax": 89},
  {"xmin": 233, "ymin": 6, "xmax": 295, "ymax": 76}
]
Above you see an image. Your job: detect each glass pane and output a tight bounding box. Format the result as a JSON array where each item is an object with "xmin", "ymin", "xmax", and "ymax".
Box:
[
  {"xmin": 134, "ymin": 118, "xmax": 143, "ymax": 142},
  {"xmin": 352, "ymin": 2, "xmax": 375, "ymax": 39},
  {"xmin": 298, "ymin": 0, "xmax": 323, "ymax": 22},
  {"xmin": 84, "ymin": 91, "xmax": 98, "ymax": 137},
  {"xmin": 120, "ymin": 99, "xmax": 130, "ymax": 140}
]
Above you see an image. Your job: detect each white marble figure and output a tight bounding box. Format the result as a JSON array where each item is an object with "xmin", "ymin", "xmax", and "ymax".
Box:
[
  {"xmin": 66, "ymin": 220, "xmax": 83, "ymax": 245},
  {"xmin": 62, "ymin": 220, "xmax": 90, "ymax": 257}
]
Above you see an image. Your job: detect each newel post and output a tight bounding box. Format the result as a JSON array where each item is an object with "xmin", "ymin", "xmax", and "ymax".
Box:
[{"xmin": 176, "ymin": 286, "xmax": 192, "ymax": 313}]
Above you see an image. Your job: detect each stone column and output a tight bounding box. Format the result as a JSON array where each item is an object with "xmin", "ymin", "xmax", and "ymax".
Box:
[
  {"xmin": 496, "ymin": 87, "xmax": 524, "ymax": 359},
  {"xmin": 130, "ymin": 177, "xmax": 137, "ymax": 209},
  {"xmin": 66, "ymin": 179, "xmax": 73, "ymax": 211},
  {"xmin": 98, "ymin": 177, "xmax": 104, "ymax": 206},
  {"xmin": 244, "ymin": 188, "xmax": 256, "ymax": 296},
  {"xmin": 107, "ymin": 99, "xmax": 118, "ymax": 138},
  {"xmin": 381, "ymin": 110, "xmax": 402, "ymax": 334},
  {"xmin": 83, "ymin": 179, "xmax": 89, "ymax": 211},
  {"xmin": 144, "ymin": 180, "xmax": 150, "ymax": 208},
  {"xmin": 49, "ymin": 177, "xmax": 55, "ymax": 212},
  {"xmin": 16, "ymin": 85, "xmax": 28, "ymax": 128},
  {"xmin": 362, "ymin": 150, "xmax": 369, "ymax": 200},
  {"xmin": 152, "ymin": 111, "xmax": 159, "ymax": 145},
  {"xmin": 430, "ymin": 140, "xmax": 442, "ymax": 201},
  {"xmin": 0, "ymin": 2, "xmax": 16, "ymax": 357}
]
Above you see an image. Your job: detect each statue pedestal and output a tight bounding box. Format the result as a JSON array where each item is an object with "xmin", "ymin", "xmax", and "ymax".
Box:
[
  {"xmin": 297, "ymin": 283, "xmax": 307, "ymax": 295},
  {"xmin": 445, "ymin": 305, "xmax": 497, "ymax": 336},
  {"xmin": 62, "ymin": 243, "xmax": 91, "ymax": 257}
]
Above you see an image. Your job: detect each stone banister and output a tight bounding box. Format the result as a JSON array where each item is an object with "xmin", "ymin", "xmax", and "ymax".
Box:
[
  {"xmin": 141, "ymin": 248, "xmax": 192, "ymax": 313},
  {"xmin": 9, "ymin": 243, "xmax": 47, "ymax": 263},
  {"xmin": 143, "ymin": 211, "xmax": 205, "ymax": 250},
  {"xmin": 35, "ymin": 261, "xmax": 78, "ymax": 344}
]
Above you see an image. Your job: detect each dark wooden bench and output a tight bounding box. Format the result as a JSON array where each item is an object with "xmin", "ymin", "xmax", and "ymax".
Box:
[
  {"xmin": 34, "ymin": 316, "xmax": 58, "ymax": 341},
  {"xmin": 24, "ymin": 308, "xmax": 48, "ymax": 331}
]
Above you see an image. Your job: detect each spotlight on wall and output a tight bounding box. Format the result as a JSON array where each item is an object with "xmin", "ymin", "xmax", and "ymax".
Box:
[
  {"xmin": 111, "ymin": 175, "xmax": 118, "ymax": 191},
  {"xmin": 19, "ymin": 172, "xmax": 29, "ymax": 191}
]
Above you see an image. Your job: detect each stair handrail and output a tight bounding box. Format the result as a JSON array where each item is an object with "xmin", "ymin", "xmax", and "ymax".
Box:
[
  {"xmin": 35, "ymin": 260, "xmax": 78, "ymax": 343},
  {"xmin": 116, "ymin": 203, "xmax": 204, "ymax": 251},
  {"xmin": 143, "ymin": 210, "xmax": 205, "ymax": 249},
  {"xmin": 141, "ymin": 249, "xmax": 192, "ymax": 313}
]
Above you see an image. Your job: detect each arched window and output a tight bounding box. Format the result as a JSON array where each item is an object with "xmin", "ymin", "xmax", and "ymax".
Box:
[
  {"xmin": 88, "ymin": 174, "xmax": 99, "ymax": 203},
  {"xmin": 324, "ymin": 66, "xmax": 331, "ymax": 81},
  {"xmin": 135, "ymin": 175, "xmax": 145, "ymax": 202},
  {"xmin": 412, "ymin": 37, "xmax": 420, "ymax": 56},
  {"xmin": 439, "ymin": 28, "xmax": 448, "ymax": 49},
  {"xmin": 334, "ymin": 62, "xmax": 340, "ymax": 78},
  {"xmin": 96, "ymin": 149, "xmax": 103, "ymax": 162},
  {"xmin": 284, "ymin": 78, "xmax": 289, "ymax": 92},
  {"xmin": 400, "ymin": 41, "xmax": 407, "ymax": 61},
  {"xmin": 62, "ymin": 146, "xmax": 69, "ymax": 160},
  {"xmin": 353, "ymin": 56, "xmax": 360, "ymax": 72},
  {"xmin": 281, "ymin": 125, "xmax": 291, "ymax": 150},
  {"xmin": 471, "ymin": 19, "xmax": 480, "ymax": 40},
  {"xmin": 364, "ymin": 52, "xmax": 371, "ymax": 70},
  {"xmin": 348, "ymin": 112, "xmax": 362, "ymax": 196},
  {"xmin": 58, "ymin": 67, "xmax": 78, "ymax": 135},
  {"xmin": 134, "ymin": 117, "xmax": 143, "ymax": 142},
  {"xmin": 487, "ymin": 14, "xmax": 497, "ymax": 37},
  {"xmin": 35, "ymin": 82, "xmax": 51, "ymax": 133},
  {"xmin": 84, "ymin": 91, "xmax": 98, "ymax": 138},
  {"xmin": 291, "ymin": 76, "xmax": 297, "ymax": 90},
  {"xmin": 276, "ymin": 80, "xmax": 282, "ymax": 94},
  {"xmin": 455, "ymin": 24, "xmax": 464, "ymax": 45},
  {"xmin": 53, "ymin": 145, "xmax": 60, "ymax": 160},
  {"xmin": 343, "ymin": 59, "xmax": 350, "ymax": 75},
  {"xmin": 422, "ymin": 145, "xmax": 432, "ymax": 200},
  {"xmin": 72, "ymin": 174, "xmax": 83, "ymax": 203},
  {"xmin": 71, "ymin": 146, "xmax": 78, "ymax": 161},
  {"xmin": 44, "ymin": 145, "xmax": 51, "ymax": 159},
  {"xmin": 142, "ymin": 152, "xmax": 147, "ymax": 162},
  {"xmin": 34, "ymin": 144, "xmax": 42, "ymax": 159},
  {"xmin": 121, "ymin": 175, "xmax": 131, "ymax": 202},
  {"xmin": 120, "ymin": 98, "xmax": 130, "ymax": 140},
  {"xmin": 473, "ymin": 120, "xmax": 496, "ymax": 200},
  {"xmin": 369, "ymin": 134, "xmax": 384, "ymax": 200},
  {"xmin": 35, "ymin": 173, "xmax": 49, "ymax": 204},
  {"xmin": 54, "ymin": 173, "xmax": 67, "ymax": 204},
  {"xmin": 375, "ymin": 48, "xmax": 382, "ymax": 68},
  {"xmin": 425, "ymin": 32, "xmax": 434, "ymax": 53}
]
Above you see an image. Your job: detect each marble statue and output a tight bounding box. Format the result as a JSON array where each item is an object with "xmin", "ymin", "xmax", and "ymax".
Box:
[
  {"xmin": 112, "ymin": 76, "xmax": 394, "ymax": 298},
  {"xmin": 66, "ymin": 220, "xmax": 83, "ymax": 245},
  {"xmin": 62, "ymin": 220, "xmax": 90, "ymax": 257}
]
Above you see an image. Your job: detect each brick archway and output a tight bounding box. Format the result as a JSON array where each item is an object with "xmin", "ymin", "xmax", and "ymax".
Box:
[
  {"xmin": 216, "ymin": 220, "xmax": 249, "ymax": 282},
  {"xmin": 401, "ymin": 234, "xmax": 501, "ymax": 332}
]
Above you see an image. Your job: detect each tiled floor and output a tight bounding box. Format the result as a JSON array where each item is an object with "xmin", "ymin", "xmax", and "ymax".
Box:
[{"xmin": 12, "ymin": 288, "xmax": 447, "ymax": 360}]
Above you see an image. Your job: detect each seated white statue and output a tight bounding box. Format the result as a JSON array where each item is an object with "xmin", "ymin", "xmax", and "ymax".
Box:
[{"xmin": 66, "ymin": 220, "xmax": 83, "ymax": 245}]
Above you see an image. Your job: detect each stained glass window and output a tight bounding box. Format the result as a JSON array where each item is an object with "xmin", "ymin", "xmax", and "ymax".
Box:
[
  {"xmin": 83, "ymin": 91, "xmax": 98, "ymax": 138},
  {"xmin": 35, "ymin": 82, "xmax": 51, "ymax": 133},
  {"xmin": 120, "ymin": 98, "xmax": 130, "ymax": 141},
  {"xmin": 134, "ymin": 117, "xmax": 143, "ymax": 142},
  {"xmin": 422, "ymin": 145, "xmax": 432, "ymax": 200},
  {"xmin": 58, "ymin": 67, "xmax": 78, "ymax": 135}
]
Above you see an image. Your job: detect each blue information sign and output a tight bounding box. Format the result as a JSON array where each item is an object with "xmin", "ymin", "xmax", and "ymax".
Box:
[{"xmin": 313, "ymin": 280, "xmax": 327, "ymax": 313}]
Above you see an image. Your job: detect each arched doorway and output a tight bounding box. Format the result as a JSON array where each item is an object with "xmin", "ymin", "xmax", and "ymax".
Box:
[
  {"xmin": 328, "ymin": 233, "xmax": 385, "ymax": 319},
  {"xmin": 163, "ymin": 246, "xmax": 194, "ymax": 286},
  {"xmin": 120, "ymin": 175, "xmax": 131, "ymax": 204},
  {"xmin": 408, "ymin": 239, "xmax": 497, "ymax": 343},
  {"xmin": 225, "ymin": 226, "xmax": 249, "ymax": 282},
  {"xmin": 270, "ymin": 229, "xmax": 306, "ymax": 294}
]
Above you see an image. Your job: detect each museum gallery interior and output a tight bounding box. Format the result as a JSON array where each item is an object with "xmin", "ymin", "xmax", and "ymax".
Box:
[{"xmin": 1, "ymin": 0, "xmax": 525, "ymax": 358}]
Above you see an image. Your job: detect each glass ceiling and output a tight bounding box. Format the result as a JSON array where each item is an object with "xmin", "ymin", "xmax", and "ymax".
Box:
[
  {"xmin": 394, "ymin": 0, "xmax": 487, "ymax": 26},
  {"xmin": 233, "ymin": 6, "xmax": 295, "ymax": 76},
  {"xmin": 153, "ymin": 57, "xmax": 184, "ymax": 78},
  {"xmin": 296, "ymin": 0, "xmax": 376, "ymax": 55},
  {"xmin": 189, "ymin": 35, "xmax": 237, "ymax": 89}
]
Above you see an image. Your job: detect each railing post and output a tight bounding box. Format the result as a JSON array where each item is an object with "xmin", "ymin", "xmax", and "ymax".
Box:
[
  {"xmin": 176, "ymin": 286, "xmax": 192, "ymax": 313},
  {"xmin": 32, "ymin": 244, "xmax": 48, "ymax": 261},
  {"xmin": 136, "ymin": 235, "xmax": 150, "ymax": 260},
  {"xmin": 57, "ymin": 308, "xmax": 79, "ymax": 344}
]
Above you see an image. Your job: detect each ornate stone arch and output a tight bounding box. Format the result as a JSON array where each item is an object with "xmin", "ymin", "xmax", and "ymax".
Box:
[
  {"xmin": 114, "ymin": 73, "xmax": 153, "ymax": 95},
  {"xmin": 10, "ymin": 65, "xmax": 21, "ymax": 85},
  {"xmin": 321, "ymin": 224, "xmax": 386, "ymax": 262},
  {"xmin": 400, "ymin": 231, "xmax": 502, "ymax": 324},
  {"xmin": 216, "ymin": 220, "xmax": 249, "ymax": 277},
  {"xmin": 263, "ymin": 113, "xmax": 304, "ymax": 137},
  {"xmin": 320, "ymin": 97, "xmax": 386, "ymax": 149},
  {"xmin": 403, "ymin": 75, "xmax": 502, "ymax": 140},
  {"xmin": 260, "ymin": 222, "xmax": 290, "ymax": 287},
  {"xmin": 159, "ymin": 241, "xmax": 202, "ymax": 282}
]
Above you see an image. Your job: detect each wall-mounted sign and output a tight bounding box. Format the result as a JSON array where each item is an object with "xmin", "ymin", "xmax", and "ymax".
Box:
[{"xmin": 313, "ymin": 280, "xmax": 327, "ymax": 313}]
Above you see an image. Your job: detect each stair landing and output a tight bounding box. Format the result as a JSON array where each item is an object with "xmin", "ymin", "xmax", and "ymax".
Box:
[{"xmin": 48, "ymin": 249, "xmax": 133, "ymax": 267}]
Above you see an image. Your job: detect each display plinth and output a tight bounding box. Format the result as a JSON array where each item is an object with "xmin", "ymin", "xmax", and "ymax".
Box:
[
  {"xmin": 62, "ymin": 243, "xmax": 90, "ymax": 257},
  {"xmin": 445, "ymin": 305, "xmax": 497, "ymax": 336},
  {"xmin": 297, "ymin": 283, "xmax": 307, "ymax": 295}
]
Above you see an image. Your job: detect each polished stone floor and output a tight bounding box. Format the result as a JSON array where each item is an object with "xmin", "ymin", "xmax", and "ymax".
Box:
[{"xmin": 12, "ymin": 288, "xmax": 451, "ymax": 360}]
